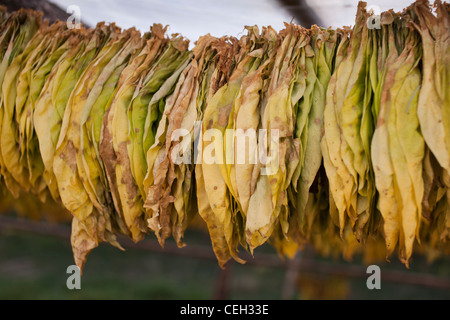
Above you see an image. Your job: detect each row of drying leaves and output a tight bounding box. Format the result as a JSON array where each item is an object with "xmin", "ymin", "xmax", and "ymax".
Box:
[{"xmin": 0, "ymin": 0, "xmax": 448, "ymax": 271}]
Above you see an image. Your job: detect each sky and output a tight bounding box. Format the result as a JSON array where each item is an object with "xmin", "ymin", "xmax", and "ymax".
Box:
[
  {"xmin": 50, "ymin": 0, "xmax": 292, "ymax": 47},
  {"xmin": 305, "ymin": 0, "xmax": 418, "ymax": 28},
  {"xmin": 50, "ymin": 0, "xmax": 417, "ymax": 47}
]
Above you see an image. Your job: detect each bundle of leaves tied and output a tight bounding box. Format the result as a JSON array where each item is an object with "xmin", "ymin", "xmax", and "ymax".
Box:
[{"xmin": 0, "ymin": 0, "xmax": 448, "ymax": 271}]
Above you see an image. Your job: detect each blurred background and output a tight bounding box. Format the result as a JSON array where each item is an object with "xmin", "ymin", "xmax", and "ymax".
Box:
[
  {"xmin": 1, "ymin": 211, "xmax": 449, "ymax": 300},
  {"xmin": 0, "ymin": 0, "xmax": 449, "ymax": 300},
  {"xmin": 1, "ymin": 0, "xmax": 419, "ymax": 43}
]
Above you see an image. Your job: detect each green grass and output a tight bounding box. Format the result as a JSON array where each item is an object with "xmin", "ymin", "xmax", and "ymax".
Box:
[{"xmin": 0, "ymin": 227, "xmax": 449, "ymax": 300}]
